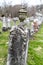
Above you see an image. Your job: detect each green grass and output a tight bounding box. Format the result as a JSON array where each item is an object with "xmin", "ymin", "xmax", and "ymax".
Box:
[
  {"xmin": 0, "ymin": 21, "xmax": 9, "ymax": 65},
  {"xmin": 0, "ymin": 21, "xmax": 43, "ymax": 65},
  {"xmin": 27, "ymin": 23, "xmax": 43, "ymax": 65}
]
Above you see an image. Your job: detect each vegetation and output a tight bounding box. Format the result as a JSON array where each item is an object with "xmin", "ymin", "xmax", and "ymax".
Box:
[
  {"xmin": 0, "ymin": 21, "xmax": 9, "ymax": 65},
  {"xmin": 27, "ymin": 23, "xmax": 43, "ymax": 65}
]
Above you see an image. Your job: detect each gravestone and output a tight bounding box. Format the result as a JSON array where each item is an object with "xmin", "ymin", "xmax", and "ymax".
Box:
[
  {"xmin": 24, "ymin": 19, "xmax": 31, "ymax": 38},
  {"xmin": 30, "ymin": 22, "xmax": 34, "ymax": 35},
  {"xmin": 7, "ymin": 26, "xmax": 29, "ymax": 65},
  {"xmin": 7, "ymin": 7, "xmax": 29, "ymax": 65},
  {"xmin": 7, "ymin": 16, "xmax": 11, "ymax": 29},
  {"xmin": 33, "ymin": 19, "xmax": 38, "ymax": 32},
  {"xmin": 2, "ymin": 16, "xmax": 8, "ymax": 31},
  {"xmin": 2, "ymin": 14, "xmax": 11, "ymax": 31},
  {"xmin": 13, "ymin": 17, "xmax": 19, "ymax": 25}
]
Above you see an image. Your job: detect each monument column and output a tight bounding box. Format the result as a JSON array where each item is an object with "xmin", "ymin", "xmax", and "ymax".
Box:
[{"xmin": 7, "ymin": 6, "xmax": 29, "ymax": 65}]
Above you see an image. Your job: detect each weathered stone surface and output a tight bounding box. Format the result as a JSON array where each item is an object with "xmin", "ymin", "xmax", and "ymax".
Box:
[
  {"xmin": 13, "ymin": 17, "xmax": 19, "ymax": 26},
  {"xmin": 7, "ymin": 25, "xmax": 29, "ymax": 65},
  {"xmin": 7, "ymin": 6, "xmax": 29, "ymax": 65},
  {"xmin": 2, "ymin": 27, "xmax": 8, "ymax": 31},
  {"xmin": 7, "ymin": 17, "xmax": 11, "ymax": 29},
  {"xmin": 2, "ymin": 16, "xmax": 11, "ymax": 31}
]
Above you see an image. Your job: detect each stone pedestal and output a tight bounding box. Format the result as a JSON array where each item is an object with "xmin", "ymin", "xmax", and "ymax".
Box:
[
  {"xmin": 13, "ymin": 17, "xmax": 19, "ymax": 25},
  {"xmin": 2, "ymin": 17, "xmax": 8, "ymax": 31},
  {"xmin": 7, "ymin": 18, "xmax": 11, "ymax": 29},
  {"xmin": 7, "ymin": 6, "xmax": 29, "ymax": 65},
  {"xmin": 7, "ymin": 26, "xmax": 29, "ymax": 65},
  {"xmin": 2, "ymin": 27, "xmax": 8, "ymax": 31}
]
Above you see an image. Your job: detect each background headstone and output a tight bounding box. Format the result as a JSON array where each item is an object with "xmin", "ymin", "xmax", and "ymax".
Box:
[
  {"xmin": 13, "ymin": 17, "xmax": 19, "ymax": 25},
  {"xmin": 7, "ymin": 17, "xmax": 11, "ymax": 29},
  {"xmin": 2, "ymin": 16, "xmax": 8, "ymax": 31}
]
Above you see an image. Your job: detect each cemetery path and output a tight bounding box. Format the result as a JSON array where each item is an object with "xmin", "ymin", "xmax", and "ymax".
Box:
[{"xmin": 27, "ymin": 23, "xmax": 43, "ymax": 65}]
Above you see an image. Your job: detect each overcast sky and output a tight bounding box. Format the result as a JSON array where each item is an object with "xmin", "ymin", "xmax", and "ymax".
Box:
[{"xmin": 0, "ymin": 0, "xmax": 43, "ymax": 6}]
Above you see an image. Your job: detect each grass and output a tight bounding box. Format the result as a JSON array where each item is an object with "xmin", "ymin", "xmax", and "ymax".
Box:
[
  {"xmin": 0, "ymin": 21, "xmax": 9, "ymax": 65},
  {"xmin": 27, "ymin": 23, "xmax": 43, "ymax": 65},
  {"xmin": 0, "ymin": 20, "xmax": 43, "ymax": 65}
]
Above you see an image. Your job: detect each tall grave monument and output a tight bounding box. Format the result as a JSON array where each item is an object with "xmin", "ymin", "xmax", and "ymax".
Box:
[{"xmin": 7, "ymin": 6, "xmax": 29, "ymax": 65}]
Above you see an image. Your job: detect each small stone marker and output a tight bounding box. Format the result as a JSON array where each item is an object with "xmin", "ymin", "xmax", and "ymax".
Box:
[
  {"xmin": 7, "ymin": 17, "xmax": 11, "ymax": 29},
  {"xmin": 2, "ymin": 16, "xmax": 8, "ymax": 31}
]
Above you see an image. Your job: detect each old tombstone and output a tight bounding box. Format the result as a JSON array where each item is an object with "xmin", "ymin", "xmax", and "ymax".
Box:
[
  {"xmin": 7, "ymin": 15, "xmax": 11, "ymax": 29},
  {"xmin": 7, "ymin": 7, "xmax": 29, "ymax": 65},
  {"xmin": 24, "ymin": 18, "xmax": 31, "ymax": 38},
  {"xmin": 30, "ymin": 22, "xmax": 34, "ymax": 35},
  {"xmin": 33, "ymin": 19, "xmax": 38, "ymax": 32},
  {"xmin": 13, "ymin": 17, "xmax": 19, "ymax": 25},
  {"xmin": 2, "ymin": 15, "xmax": 8, "ymax": 31},
  {"xmin": 2, "ymin": 14, "xmax": 11, "ymax": 31}
]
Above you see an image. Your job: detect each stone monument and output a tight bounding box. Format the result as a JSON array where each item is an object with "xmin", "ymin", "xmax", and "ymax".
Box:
[
  {"xmin": 2, "ymin": 14, "xmax": 11, "ymax": 31},
  {"xmin": 7, "ymin": 14, "xmax": 11, "ymax": 29},
  {"xmin": 7, "ymin": 7, "xmax": 29, "ymax": 65},
  {"xmin": 2, "ymin": 15, "xmax": 8, "ymax": 31},
  {"xmin": 13, "ymin": 17, "xmax": 19, "ymax": 25}
]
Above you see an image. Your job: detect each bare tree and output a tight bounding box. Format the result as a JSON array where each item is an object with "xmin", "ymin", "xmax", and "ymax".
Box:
[{"xmin": 2, "ymin": 0, "xmax": 12, "ymax": 16}]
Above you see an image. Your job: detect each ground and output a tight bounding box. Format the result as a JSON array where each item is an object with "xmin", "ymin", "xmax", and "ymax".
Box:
[{"xmin": 0, "ymin": 21, "xmax": 43, "ymax": 65}]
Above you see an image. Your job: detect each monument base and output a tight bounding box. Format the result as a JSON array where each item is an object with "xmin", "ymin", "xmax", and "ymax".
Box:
[
  {"xmin": 8, "ymin": 27, "xmax": 11, "ymax": 30},
  {"xmin": 2, "ymin": 27, "xmax": 8, "ymax": 31},
  {"xmin": 6, "ymin": 26, "xmax": 29, "ymax": 65}
]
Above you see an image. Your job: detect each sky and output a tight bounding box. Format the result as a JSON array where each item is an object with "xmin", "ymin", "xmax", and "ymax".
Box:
[{"xmin": 0, "ymin": 0, "xmax": 43, "ymax": 7}]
